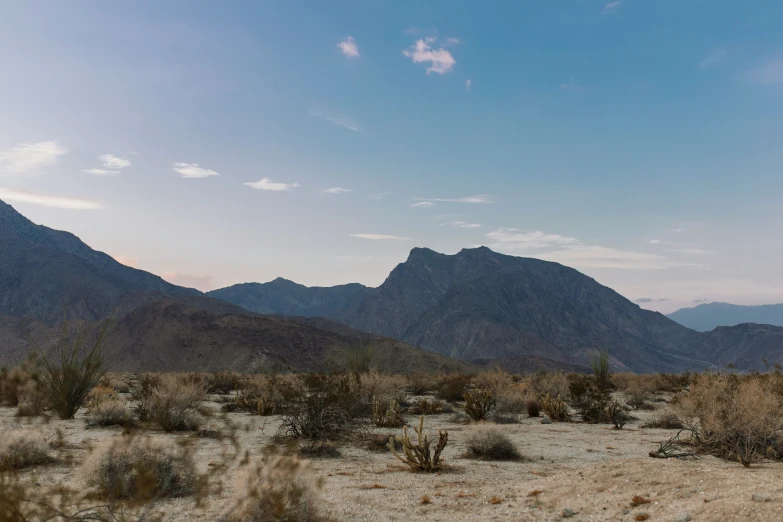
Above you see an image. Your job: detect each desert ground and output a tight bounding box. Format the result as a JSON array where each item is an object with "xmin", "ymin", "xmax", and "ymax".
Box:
[{"xmin": 3, "ymin": 381, "xmax": 783, "ymax": 522}]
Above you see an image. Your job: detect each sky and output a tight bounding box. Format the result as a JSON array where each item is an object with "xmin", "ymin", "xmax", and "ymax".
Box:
[{"xmin": 1, "ymin": 1, "xmax": 783, "ymax": 314}]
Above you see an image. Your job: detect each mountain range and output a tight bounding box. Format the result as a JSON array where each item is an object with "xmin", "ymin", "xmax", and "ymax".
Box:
[
  {"xmin": 667, "ymin": 302, "xmax": 783, "ymax": 332},
  {"xmin": 2, "ymin": 198, "xmax": 782, "ymax": 373}
]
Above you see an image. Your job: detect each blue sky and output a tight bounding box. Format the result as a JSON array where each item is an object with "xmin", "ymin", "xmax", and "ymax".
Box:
[{"xmin": 1, "ymin": 0, "xmax": 782, "ymax": 313}]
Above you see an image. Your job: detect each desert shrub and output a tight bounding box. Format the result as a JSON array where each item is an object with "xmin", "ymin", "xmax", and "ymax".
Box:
[
  {"xmin": 529, "ymin": 370, "xmax": 569, "ymax": 400},
  {"xmin": 624, "ymin": 378, "xmax": 658, "ymax": 410},
  {"xmin": 83, "ymin": 435, "xmax": 200, "ymax": 500},
  {"xmin": 526, "ymin": 399, "xmax": 540, "ymax": 417},
  {"xmin": 98, "ymin": 373, "xmax": 132, "ymax": 393},
  {"xmin": 86, "ymin": 394, "xmax": 135, "ymax": 427},
  {"xmin": 130, "ymin": 373, "xmax": 161, "ymax": 420},
  {"xmin": 495, "ymin": 383, "xmax": 530, "ymax": 413},
  {"xmin": 234, "ymin": 374, "xmax": 306, "ymax": 416},
  {"xmin": 642, "ymin": 411, "xmax": 684, "ymax": 429},
  {"xmin": 541, "ymin": 394, "xmax": 570, "ymax": 422},
  {"xmin": 463, "ymin": 389, "xmax": 495, "ymax": 421},
  {"xmin": 141, "ymin": 375, "xmax": 206, "ymax": 432},
  {"xmin": 463, "ymin": 427, "xmax": 522, "ymax": 461},
  {"xmin": 408, "ymin": 373, "xmax": 433, "ymax": 395},
  {"xmin": 674, "ymin": 373, "xmax": 783, "ymax": 466},
  {"xmin": 0, "ymin": 360, "xmax": 38, "ymax": 407},
  {"xmin": 279, "ymin": 374, "xmax": 362, "ymax": 440},
  {"xmin": 474, "ymin": 368, "xmax": 513, "ymax": 396},
  {"xmin": 605, "ymin": 400, "xmax": 631, "ymax": 429},
  {"xmin": 387, "ymin": 416, "xmax": 448, "ymax": 472},
  {"xmin": 655, "ymin": 372, "xmax": 691, "ymax": 393},
  {"xmin": 408, "ymin": 398, "xmax": 447, "ymax": 415},
  {"xmin": 16, "ymin": 379, "xmax": 45, "ymax": 417},
  {"xmin": 436, "ymin": 373, "xmax": 473, "ymax": 402},
  {"xmin": 0, "ymin": 431, "xmax": 51, "ymax": 471},
  {"xmin": 360, "ymin": 370, "xmax": 406, "ymax": 404},
  {"xmin": 36, "ymin": 319, "xmax": 111, "ymax": 420},
  {"xmin": 568, "ymin": 375, "xmax": 611, "ymax": 423},
  {"xmin": 207, "ymin": 371, "xmax": 242, "ymax": 394},
  {"xmin": 364, "ymin": 433, "xmax": 402, "ymax": 453},
  {"xmin": 372, "ymin": 397, "xmax": 405, "ymax": 428},
  {"xmin": 346, "ymin": 347, "xmax": 374, "ymax": 377},
  {"xmin": 226, "ymin": 456, "xmax": 325, "ymax": 522},
  {"xmin": 297, "ymin": 441, "xmax": 341, "ymax": 459}
]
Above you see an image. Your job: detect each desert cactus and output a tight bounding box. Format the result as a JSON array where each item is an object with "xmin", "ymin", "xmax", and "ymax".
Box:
[
  {"xmin": 541, "ymin": 393, "xmax": 570, "ymax": 422},
  {"xmin": 387, "ymin": 416, "xmax": 448, "ymax": 472},
  {"xmin": 372, "ymin": 396, "xmax": 405, "ymax": 428},
  {"xmin": 526, "ymin": 398, "xmax": 540, "ymax": 417},
  {"xmin": 463, "ymin": 389, "xmax": 495, "ymax": 421}
]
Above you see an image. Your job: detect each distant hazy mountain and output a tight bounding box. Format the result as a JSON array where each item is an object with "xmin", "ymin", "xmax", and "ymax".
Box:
[
  {"xmin": 343, "ymin": 247, "xmax": 711, "ymax": 373},
  {"xmin": 667, "ymin": 302, "xmax": 783, "ymax": 332},
  {"xmin": 697, "ymin": 323, "xmax": 783, "ymax": 371},
  {"xmin": 207, "ymin": 278, "xmax": 370, "ymax": 318},
  {"xmin": 0, "ymin": 199, "xmax": 201, "ymax": 325}
]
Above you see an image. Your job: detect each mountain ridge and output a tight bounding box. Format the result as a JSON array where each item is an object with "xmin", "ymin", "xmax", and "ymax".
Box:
[{"xmin": 668, "ymin": 302, "xmax": 783, "ymax": 331}]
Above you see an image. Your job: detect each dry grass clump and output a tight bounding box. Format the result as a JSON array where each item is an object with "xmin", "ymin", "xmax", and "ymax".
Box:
[
  {"xmin": 136, "ymin": 374, "xmax": 206, "ymax": 432},
  {"xmin": 86, "ymin": 392, "xmax": 135, "ymax": 427},
  {"xmin": 82, "ymin": 435, "xmax": 200, "ymax": 501},
  {"xmin": 642, "ymin": 411, "xmax": 684, "ymax": 429},
  {"xmin": 0, "ymin": 431, "xmax": 51, "ymax": 471},
  {"xmin": 225, "ymin": 456, "xmax": 325, "ymax": 522},
  {"xmin": 463, "ymin": 427, "xmax": 522, "ymax": 461},
  {"xmin": 297, "ymin": 441, "xmax": 341, "ymax": 459},
  {"xmin": 675, "ymin": 373, "xmax": 783, "ymax": 466}
]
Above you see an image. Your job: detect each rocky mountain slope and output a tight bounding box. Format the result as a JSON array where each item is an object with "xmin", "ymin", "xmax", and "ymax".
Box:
[
  {"xmin": 0, "ymin": 200, "xmax": 199, "ymax": 325},
  {"xmin": 207, "ymin": 278, "xmax": 369, "ymax": 318},
  {"xmin": 668, "ymin": 302, "xmax": 783, "ymax": 331}
]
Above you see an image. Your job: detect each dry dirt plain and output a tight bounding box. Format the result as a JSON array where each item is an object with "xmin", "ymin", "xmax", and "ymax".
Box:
[{"xmin": 3, "ymin": 396, "xmax": 783, "ymax": 522}]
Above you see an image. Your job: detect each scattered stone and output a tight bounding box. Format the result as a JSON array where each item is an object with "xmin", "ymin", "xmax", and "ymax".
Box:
[
  {"xmin": 675, "ymin": 513, "xmax": 692, "ymax": 522},
  {"xmin": 541, "ymin": 417, "xmax": 552, "ymax": 425},
  {"xmin": 562, "ymin": 508, "xmax": 576, "ymax": 518},
  {"xmin": 752, "ymin": 493, "xmax": 772, "ymax": 503}
]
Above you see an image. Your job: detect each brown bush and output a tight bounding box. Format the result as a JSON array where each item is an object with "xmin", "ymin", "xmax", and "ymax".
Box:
[
  {"xmin": 675, "ymin": 373, "xmax": 783, "ymax": 466},
  {"xmin": 0, "ymin": 431, "xmax": 51, "ymax": 471},
  {"xmin": 136, "ymin": 375, "xmax": 206, "ymax": 432},
  {"xmin": 541, "ymin": 394, "xmax": 570, "ymax": 422},
  {"xmin": 0, "ymin": 362, "xmax": 38, "ymax": 407},
  {"xmin": 529, "ymin": 370, "xmax": 569, "ymax": 400},
  {"xmin": 207, "ymin": 371, "xmax": 243, "ymax": 394},
  {"xmin": 473, "ymin": 368, "xmax": 512, "ymax": 396},
  {"xmin": 360, "ymin": 370, "xmax": 406, "ymax": 404},
  {"xmin": 436, "ymin": 373, "xmax": 473, "ymax": 402},
  {"xmin": 279, "ymin": 374, "xmax": 363, "ymax": 440},
  {"xmin": 641, "ymin": 411, "xmax": 684, "ymax": 429},
  {"xmin": 225, "ymin": 456, "xmax": 325, "ymax": 522},
  {"xmin": 86, "ymin": 393, "xmax": 135, "ymax": 427},
  {"xmin": 408, "ymin": 397, "xmax": 447, "ymax": 415},
  {"xmin": 495, "ymin": 383, "xmax": 530, "ymax": 414},
  {"xmin": 463, "ymin": 427, "xmax": 522, "ymax": 461},
  {"xmin": 82, "ymin": 435, "xmax": 200, "ymax": 500},
  {"xmin": 233, "ymin": 374, "xmax": 306, "ymax": 416}
]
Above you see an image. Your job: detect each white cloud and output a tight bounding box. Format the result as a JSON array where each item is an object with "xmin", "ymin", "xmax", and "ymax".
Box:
[
  {"xmin": 560, "ymin": 81, "xmax": 585, "ymax": 92},
  {"xmin": 647, "ymin": 239, "xmax": 663, "ymax": 244},
  {"xmin": 603, "ymin": 1, "xmax": 622, "ymax": 13},
  {"xmin": 99, "ymin": 154, "xmax": 131, "ymax": 169},
  {"xmin": 444, "ymin": 37, "xmax": 461, "ymax": 46},
  {"xmin": 338, "ymin": 36, "xmax": 359, "ymax": 58},
  {"xmin": 0, "ymin": 188, "xmax": 102, "ymax": 210},
  {"xmin": 484, "ymin": 228, "xmax": 711, "ymax": 270},
  {"xmin": 415, "ymin": 195, "xmax": 492, "ymax": 204},
  {"xmin": 350, "ymin": 233, "xmax": 410, "ymax": 240},
  {"xmin": 83, "ymin": 168, "xmax": 121, "ymax": 176},
  {"xmin": 700, "ymin": 49, "xmax": 727, "ymax": 70},
  {"xmin": 465, "ymin": 79, "xmax": 471, "ymax": 91},
  {"xmin": 442, "ymin": 221, "xmax": 481, "ymax": 229},
  {"xmin": 173, "ymin": 162, "xmax": 220, "ymax": 178},
  {"xmin": 403, "ymin": 37, "xmax": 456, "ymax": 75},
  {"xmin": 410, "ymin": 201, "xmax": 435, "ymax": 208},
  {"xmin": 0, "ymin": 141, "xmax": 67, "ymax": 174},
  {"xmin": 747, "ymin": 59, "xmax": 783, "ymax": 85},
  {"xmin": 370, "ymin": 192, "xmax": 394, "ymax": 200},
  {"xmin": 244, "ymin": 178, "xmax": 300, "ymax": 191},
  {"xmin": 309, "ymin": 104, "xmax": 362, "ymax": 132},
  {"xmin": 669, "ymin": 228, "xmax": 685, "ymax": 233},
  {"xmin": 323, "ymin": 187, "xmax": 352, "ymax": 194}
]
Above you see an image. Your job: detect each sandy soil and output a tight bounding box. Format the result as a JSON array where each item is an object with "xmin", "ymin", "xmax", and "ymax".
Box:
[{"xmin": 3, "ymin": 399, "xmax": 783, "ymax": 521}]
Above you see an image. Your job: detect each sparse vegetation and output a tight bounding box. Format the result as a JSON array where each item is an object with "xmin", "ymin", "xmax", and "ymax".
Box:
[
  {"xmin": 541, "ymin": 393, "xmax": 570, "ymax": 422},
  {"xmin": 463, "ymin": 389, "xmax": 496, "ymax": 421},
  {"xmin": 436, "ymin": 373, "xmax": 473, "ymax": 402},
  {"xmin": 36, "ymin": 318, "xmax": 112, "ymax": 419},
  {"xmin": 372, "ymin": 397, "xmax": 405, "ymax": 428},
  {"xmin": 0, "ymin": 431, "xmax": 51, "ymax": 471},
  {"xmin": 408, "ymin": 397, "xmax": 447, "ymax": 415},
  {"xmin": 144, "ymin": 374, "xmax": 207, "ymax": 432},
  {"xmin": 463, "ymin": 427, "xmax": 522, "ymax": 461},
  {"xmin": 280, "ymin": 374, "xmax": 363, "ymax": 440},
  {"xmin": 388, "ymin": 416, "xmax": 448, "ymax": 472}
]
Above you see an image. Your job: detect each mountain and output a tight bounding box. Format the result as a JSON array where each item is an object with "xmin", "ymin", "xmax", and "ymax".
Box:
[
  {"xmin": 207, "ymin": 278, "xmax": 370, "ymax": 319},
  {"xmin": 0, "ymin": 300, "xmax": 474, "ymax": 374},
  {"xmin": 668, "ymin": 302, "xmax": 783, "ymax": 332},
  {"xmin": 343, "ymin": 247, "xmax": 713, "ymax": 373},
  {"xmin": 0, "ymin": 199, "xmax": 199, "ymax": 325},
  {"xmin": 697, "ymin": 323, "xmax": 783, "ymax": 371}
]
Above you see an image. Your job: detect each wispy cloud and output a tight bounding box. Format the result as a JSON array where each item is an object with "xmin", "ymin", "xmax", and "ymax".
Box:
[
  {"xmin": 0, "ymin": 141, "xmax": 67, "ymax": 174},
  {"xmin": 415, "ymin": 195, "xmax": 492, "ymax": 204},
  {"xmin": 442, "ymin": 221, "xmax": 481, "ymax": 229},
  {"xmin": 338, "ymin": 36, "xmax": 359, "ymax": 58},
  {"xmin": 410, "ymin": 201, "xmax": 435, "ymax": 208},
  {"xmin": 484, "ymin": 228, "xmax": 711, "ymax": 270},
  {"xmin": 403, "ymin": 37, "xmax": 456, "ymax": 75},
  {"xmin": 350, "ymin": 233, "xmax": 410, "ymax": 240},
  {"xmin": 647, "ymin": 239, "xmax": 663, "ymax": 245},
  {"xmin": 309, "ymin": 104, "xmax": 362, "ymax": 132},
  {"xmin": 173, "ymin": 162, "xmax": 220, "ymax": 178},
  {"xmin": 667, "ymin": 248, "xmax": 716, "ymax": 255},
  {"xmin": 747, "ymin": 59, "xmax": 783, "ymax": 85},
  {"xmin": 244, "ymin": 178, "xmax": 300, "ymax": 191},
  {"xmin": 465, "ymin": 79, "xmax": 471, "ymax": 91},
  {"xmin": 323, "ymin": 187, "xmax": 352, "ymax": 195},
  {"xmin": 83, "ymin": 169, "xmax": 120, "ymax": 176},
  {"xmin": 603, "ymin": 1, "xmax": 622, "ymax": 13},
  {"xmin": 0, "ymin": 188, "xmax": 102, "ymax": 210},
  {"xmin": 560, "ymin": 81, "xmax": 585, "ymax": 92},
  {"xmin": 700, "ymin": 49, "xmax": 727, "ymax": 70},
  {"xmin": 370, "ymin": 192, "xmax": 394, "ymax": 200},
  {"xmin": 635, "ymin": 297, "xmax": 670, "ymax": 304},
  {"xmin": 99, "ymin": 154, "xmax": 131, "ymax": 169}
]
